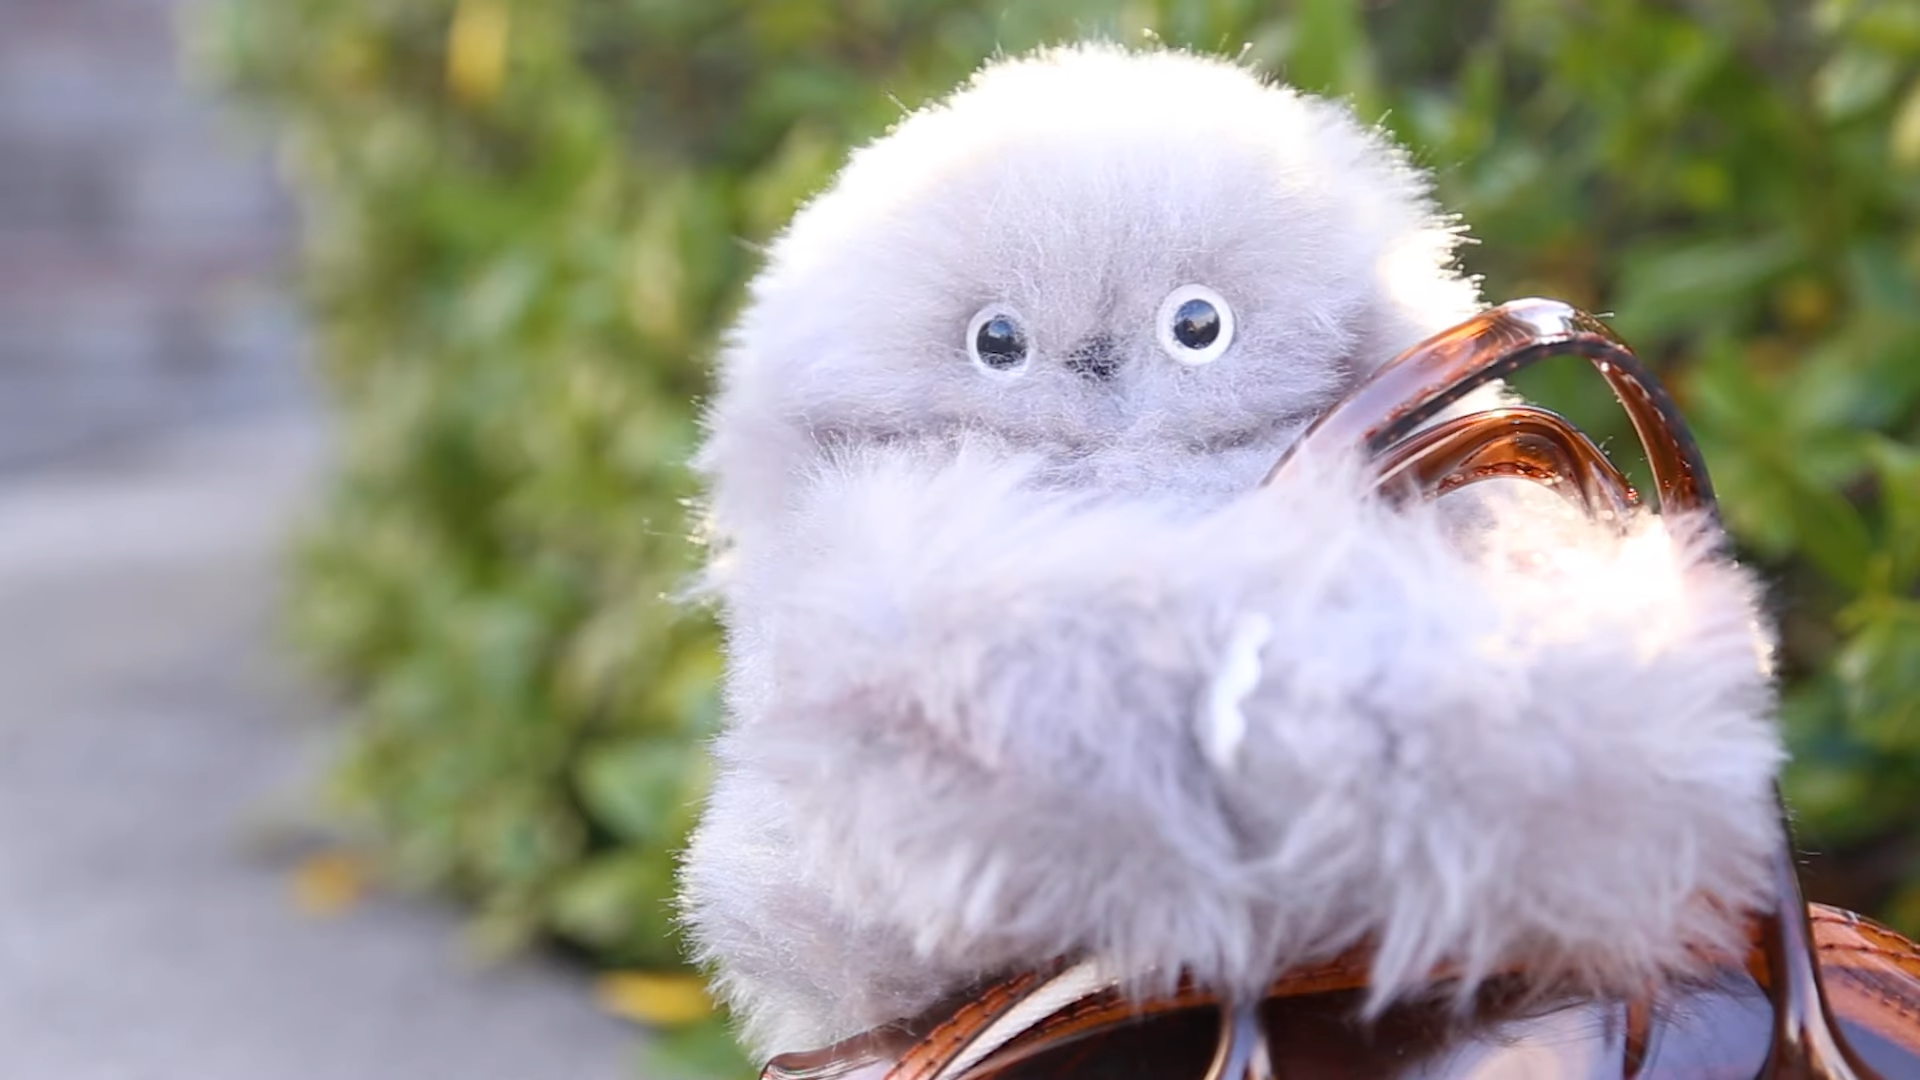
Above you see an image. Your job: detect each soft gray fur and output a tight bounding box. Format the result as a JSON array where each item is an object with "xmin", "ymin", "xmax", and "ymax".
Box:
[{"xmin": 682, "ymin": 44, "xmax": 1785, "ymax": 1058}]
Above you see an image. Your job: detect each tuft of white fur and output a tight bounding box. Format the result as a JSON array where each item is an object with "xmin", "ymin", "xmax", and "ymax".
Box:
[{"xmin": 681, "ymin": 44, "xmax": 1784, "ymax": 1059}]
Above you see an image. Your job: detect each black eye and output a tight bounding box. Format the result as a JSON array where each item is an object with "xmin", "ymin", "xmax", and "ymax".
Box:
[
  {"xmin": 967, "ymin": 308, "xmax": 1030, "ymax": 375},
  {"xmin": 1156, "ymin": 285, "xmax": 1234, "ymax": 365},
  {"xmin": 976, "ymin": 317, "xmax": 1027, "ymax": 366},
  {"xmin": 1171, "ymin": 299, "xmax": 1220, "ymax": 350}
]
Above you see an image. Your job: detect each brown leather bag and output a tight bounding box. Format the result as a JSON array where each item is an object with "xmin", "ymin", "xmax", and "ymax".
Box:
[{"xmin": 763, "ymin": 301, "xmax": 1920, "ymax": 1080}]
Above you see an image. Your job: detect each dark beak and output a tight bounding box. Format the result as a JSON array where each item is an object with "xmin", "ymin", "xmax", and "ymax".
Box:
[{"xmin": 1063, "ymin": 334, "xmax": 1120, "ymax": 380}]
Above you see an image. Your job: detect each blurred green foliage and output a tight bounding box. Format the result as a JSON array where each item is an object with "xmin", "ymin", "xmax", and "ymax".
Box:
[{"xmin": 196, "ymin": 0, "xmax": 1920, "ymax": 1066}]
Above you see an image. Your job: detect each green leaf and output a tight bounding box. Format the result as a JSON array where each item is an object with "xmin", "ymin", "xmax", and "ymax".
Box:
[
  {"xmin": 1815, "ymin": 47, "xmax": 1901, "ymax": 120},
  {"xmin": 550, "ymin": 851, "xmax": 686, "ymax": 966},
  {"xmin": 1869, "ymin": 438, "xmax": 1920, "ymax": 588},
  {"xmin": 642, "ymin": 1016, "xmax": 756, "ymax": 1080},
  {"xmin": 576, "ymin": 736, "xmax": 707, "ymax": 846},
  {"xmin": 1609, "ymin": 234, "xmax": 1801, "ymax": 341},
  {"xmin": 1771, "ymin": 458, "xmax": 1878, "ymax": 593},
  {"xmin": 1835, "ymin": 600, "xmax": 1920, "ymax": 750},
  {"xmin": 1284, "ymin": 0, "xmax": 1375, "ymax": 108},
  {"xmin": 1892, "ymin": 78, "xmax": 1920, "ymax": 168},
  {"xmin": 1846, "ymin": 238, "xmax": 1920, "ymax": 315}
]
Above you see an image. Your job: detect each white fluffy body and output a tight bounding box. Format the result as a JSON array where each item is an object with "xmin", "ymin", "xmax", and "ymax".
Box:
[{"xmin": 682, "ymin": 44, "xmax": 1785, "ymax": 1058}]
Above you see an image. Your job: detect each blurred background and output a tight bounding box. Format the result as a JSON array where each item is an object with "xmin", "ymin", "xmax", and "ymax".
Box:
[{"xmin": 4, "ymin": 0, "xmax": 1918, "ymax": 1076}]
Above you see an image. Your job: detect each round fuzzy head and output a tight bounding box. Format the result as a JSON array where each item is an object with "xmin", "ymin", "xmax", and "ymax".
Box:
[{"xmin": 701, "ymin": 44, "xmax": 1481, "ymax": 539}]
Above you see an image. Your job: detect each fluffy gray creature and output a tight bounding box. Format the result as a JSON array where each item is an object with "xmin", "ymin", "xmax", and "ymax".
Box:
[{"xmin": 682, "ymin": 43, "xmax": 1785, "ymax": 1058}]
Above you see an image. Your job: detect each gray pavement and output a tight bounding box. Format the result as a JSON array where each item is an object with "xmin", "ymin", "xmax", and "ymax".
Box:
[
  {"xmin": 0, "ymin": 410, "xmax": 643, "ymax": 1080},
  {"xmin": 1, "ymin": 0, "xmax": 306, "ymax": 470}
]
